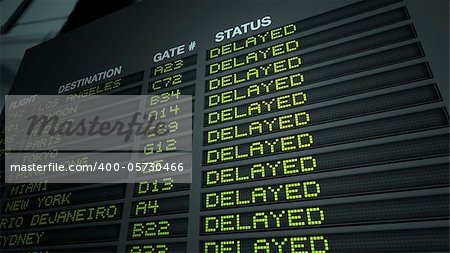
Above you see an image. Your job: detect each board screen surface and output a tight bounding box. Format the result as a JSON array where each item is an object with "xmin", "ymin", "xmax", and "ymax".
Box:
[{"xmin": 1, "ymin": 0, "xmax": 449, "ymax": 252}]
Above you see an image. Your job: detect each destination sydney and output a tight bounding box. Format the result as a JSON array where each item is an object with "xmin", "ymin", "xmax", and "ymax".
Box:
[{"xmin": 4, "ymin": 95, "xmax": 192, "ymax": 183}]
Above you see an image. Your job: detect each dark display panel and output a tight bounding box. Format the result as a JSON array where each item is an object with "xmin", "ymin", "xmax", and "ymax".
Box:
[{"xmin": 1, "ymin": 0, "xmax": 448, "ymax": 252}]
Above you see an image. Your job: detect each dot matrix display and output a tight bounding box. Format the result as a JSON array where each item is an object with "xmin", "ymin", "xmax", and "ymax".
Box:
[
  {"xmin": 1, "ymin": 0, "xmax": 448, "ymax": 252},
  {"xmin": 199, "ymin": 0, "xmax": 448, "ymax": 252}
]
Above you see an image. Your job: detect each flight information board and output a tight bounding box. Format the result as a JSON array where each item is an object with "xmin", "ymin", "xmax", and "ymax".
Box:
[{"xmin": 1, "ymin": 0, "xmax": 449, "ymax": 252}]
